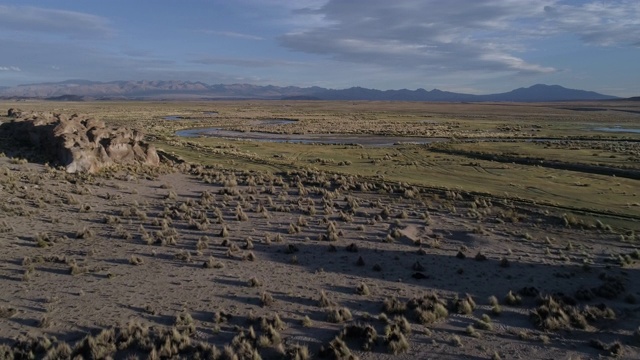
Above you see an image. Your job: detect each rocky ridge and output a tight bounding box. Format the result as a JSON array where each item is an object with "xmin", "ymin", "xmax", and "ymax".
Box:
[{"xmin": 2, "ymin": 109, "xmax": 160, "ymax": 173}]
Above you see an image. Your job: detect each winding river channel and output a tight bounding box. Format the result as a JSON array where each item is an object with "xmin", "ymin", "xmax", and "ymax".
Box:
[
  {"xmin": 168, "ymin": 116, "xmax": 640, "ymax": 147},
  {"xmin": 170, "ymin": 118, "xmax": 448, "ymax": 147}
]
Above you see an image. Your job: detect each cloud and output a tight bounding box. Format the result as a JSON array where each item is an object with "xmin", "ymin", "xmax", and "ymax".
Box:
[
  {"xmin": 0, "ymin": 36, "xmax": 270, "ymax": 86},
  {"xmin": 0, "ymin": 5, "xmax": 111, "ymax": 38},
  {"xmin": 192, "ymin": 57, "xmax": 306, "ymax": 68},
  {"xmin": 279, "ymin": 0, "xmax": 640, "ymax": 77},
  {"xmin": 198, "ymin": 30, "xmax": 264, "ymax": 40},
  {"xmin": 543, "ymin": 1, "xmax": 640, "ymax": 47},
  {"xmin": 279, "ymin": 0, "xmax": 556, "ymax": 75},
  {"xmin": 245, "ymin": 0, "xmax": 327, "ymax": 9},
  {"xmin": 0, "ymin": 66, "xmax": 21, "ymax": 72}
]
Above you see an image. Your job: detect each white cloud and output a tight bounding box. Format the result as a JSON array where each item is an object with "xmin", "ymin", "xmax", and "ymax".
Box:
[
  {"xmin": 193, "ymin": 56, "xmax": 306, "ymax": 68},
  {"xmin": 0, "ymin": 5, "xmax": 112, "ymax": 38},
  {"xmin": 0, "ymin": 66, "xmax": 21, "ymax": 72},
  {"xmin": 244, "ymin": 0, "xmax": 328, "ymax": 11},
  {"xmin": 198, "ymin": 30, "xmax": 264, "ymax": 41},
  {"xmin": 479, "ymin": 53, "xmax": 555, "ymax": 74},
  {"xmin": 279, "ymin": 0, "xmax": 640, "ymax": 77},
  {"xmin": 543, "ymin": 1, "xmax": 640, "ymax": 46},
  {"xmin": 280, "ymin": 0, "xmax": 556, "ymax": 75}
]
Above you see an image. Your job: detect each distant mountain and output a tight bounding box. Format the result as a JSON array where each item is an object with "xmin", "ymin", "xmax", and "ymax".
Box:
[
  {"xmin": 475, "ymin": 84, "xmax": 618, "ymax": 102},
  {"xmin": 281, "ymin": 95, "xmax": 321, "ymax": 100},
  {"xmin": 308, "ymin": 86, "xmax": 473, "ymax": 101},
  {"xmin": 45, "ymin": 94, "xmax": 86, "ymax": 101},
  {"xmin": 0, "ymin": 80, "xmax": 618, "ymax": 102}
]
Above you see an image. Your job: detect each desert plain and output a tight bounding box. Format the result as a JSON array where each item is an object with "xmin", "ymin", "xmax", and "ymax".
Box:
[{"xmin": 1, "ymin": 100, "xmax": 640, "ymax": 359}]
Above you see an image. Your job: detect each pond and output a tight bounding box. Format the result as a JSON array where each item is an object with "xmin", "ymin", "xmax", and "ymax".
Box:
[
  {"xmin": 164, "ymin": 111, "xmax": 218, "ymax": 120},
  {"xmin": 593, "ymin": 127, "xmax": 640, "ymax": 134}
]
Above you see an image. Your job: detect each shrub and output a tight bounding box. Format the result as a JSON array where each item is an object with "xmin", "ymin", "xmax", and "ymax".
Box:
[
  {"xmin": 248, "ymin": 277, "xmax": 262, "ymax": 287},
  {"xmin": 174, "ymin": 250, "xmax": 191, "ymax": 262},
  {"xmin": 203, "ymin": 257, "xmax": 223, "ymax": 269},
  {"xmin": 340, "ymin": 323, "xmax": 378, "ymax": 351},
  {"xmin": 386, "ymin": 328, "xmax": 409, "ymax": 354},
  {"xmin": 456, "ymin": 299, "xmax": 474, "ymax": 315},
  {"xmin": 0, "ymin": 306, "xmax": 17, "ymax": 318},
  {"xmin": 356, "ymin": 283, "xmax": 370, "ymax": 296},
  {"xmin": 408, "ymin": 293, "xmax": 449, "ymax": 325},
  {"xmin": 69, "ymin": 263, "xmax": 88, "ymax": 276},
  {"xmin": 220, "ymin": 225, "xmax": 229, "ymax": 238},
  {"xmin": 301, "ymin": 315, "xmax": 313, "ymax": 327},
  {"xmin": 450, "ymin": 334, "xmax": 463, "ymax": 347},
  {"xmin": 285, "ymin": 343, "xmax": 310, "ymax": 360},
  {"xmin": 35, "ymin": 232, "xmax": 54, "ymax": 247},
  {"xmin": 327, "ymin": 307, "xmax": 353, "ymax": 323},
  {"xmin": 504, "ymin": 290, "xmax": 522, "ymax": 306},
  {"xmin": 466, "ymin": 325, "xmax": 480, "ymax": 338},
  {"xmin": 319, "ymin": 337, "xmax": 353, "ymax": 359},
  {"xmin": 129, "ymin": 255, "xmax": 144, "ymax": 266},
  {"xmin": 383, "ymin": 296, "xmax": 406, "ymax": 315},
  {"xmin": 260, "ymin": 292, "xmax": 275, "ymax": 307},
  {"xmin": 319, "ymin": 290, "xmax": 336, "ymax": 308}
]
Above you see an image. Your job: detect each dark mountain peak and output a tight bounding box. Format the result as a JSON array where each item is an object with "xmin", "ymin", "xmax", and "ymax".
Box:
[
  {"xmin": 476, "ymin": 84, "xmax": 618, "ymax": 102},
  {"xmin": 529, "ymin": 83, "xmax": 561, "ymax": 89},
  {"xmin": 522, "ymin": 84, "xmax": 576, "ymax": 92},
  {"xmin": 45, "ymin": 94, "xmax": 85, "ymax": 101}
]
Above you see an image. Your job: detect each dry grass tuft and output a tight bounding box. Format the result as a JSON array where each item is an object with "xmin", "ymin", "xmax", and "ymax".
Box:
[
  {"xmin": 0, "ymin": 306, "xmax": 18, "ymax": 318},
  {"xmin": 248, "ymin": 277, "xmax": 262, "ymax": 287},
  {"xmin": 356, "ymin": 282, "xmax": 370, "ymax": 296},
  {"xmin": 260, "ymin": 291, "xmax": 275, "ymax": 307},
  {"xmin": 319, "ymin": 290, "xmax": 336, "ymax": 308},
  {"xmin": 129, "ymin": 255, "xmax": 144, "ymax": 266},
  {"xmin": 327, "ymin": 307, "xmax": 353, "ymax": 323}
]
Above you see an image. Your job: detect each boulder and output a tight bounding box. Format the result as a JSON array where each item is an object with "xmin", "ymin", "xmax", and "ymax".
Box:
[
  {"xmin": 7, "ymin": 108, "xmax": 22, "ymax": 118},
  {"xmin": 1, "ymin": 111, "xmax": 160, "ymax": 173}
]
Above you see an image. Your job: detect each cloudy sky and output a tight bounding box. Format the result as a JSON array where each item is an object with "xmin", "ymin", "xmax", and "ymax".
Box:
[{"xmin": 0, "ymin": 0, "xmax": 638, "ymax": 96}]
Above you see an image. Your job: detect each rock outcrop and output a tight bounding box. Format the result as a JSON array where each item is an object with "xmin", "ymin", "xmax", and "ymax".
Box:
[
  {"xmin": 7, "ymin": 108, "xmax": 22, "ymax": 118},
  {"xmin": 2, "ymin": 109, "xmax": 160, "ymax": 173}
]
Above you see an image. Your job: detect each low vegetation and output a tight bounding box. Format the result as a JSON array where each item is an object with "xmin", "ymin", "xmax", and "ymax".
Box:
[{"xmin": 0, "ymin": 100, "xmax": 638, "ymax": 359}]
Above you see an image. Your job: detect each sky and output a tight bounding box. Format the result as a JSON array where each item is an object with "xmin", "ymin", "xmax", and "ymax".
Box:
[{"xmin": 0, "ymin": 0, "xmax": 639, "ymax": 96}]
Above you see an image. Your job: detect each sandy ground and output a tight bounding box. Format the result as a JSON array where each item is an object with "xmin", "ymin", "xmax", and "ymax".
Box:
[{"xmin": 1, "ymin": 155, "xmax": 639, "ymax": 359}]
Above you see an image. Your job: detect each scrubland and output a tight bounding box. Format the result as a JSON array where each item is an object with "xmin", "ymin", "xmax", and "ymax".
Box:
[{"xmin": 0, "ymin": 100, "xmax": 639, "ymax": 359}]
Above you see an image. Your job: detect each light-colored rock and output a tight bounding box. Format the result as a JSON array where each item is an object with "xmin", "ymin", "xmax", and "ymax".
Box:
[{"xmin": 1, "ymin": 111, "xmax": 160, "ymax": 173}]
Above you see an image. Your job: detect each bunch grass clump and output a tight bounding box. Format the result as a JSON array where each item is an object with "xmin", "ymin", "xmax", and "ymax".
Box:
[
  {"xmin": 356, "ymin": 282, "xmax": 370, "ymax": 296},
  {"xmin": 319, "ymin": 290, "xmax": 336, "ymax": 308},
  {"xmin": 327, "ymin": 307, "xmax": 353, "ymax": 323},
  {"xmin": 530, "ymin": 295, "xmax": 615, "ymax": 331},
  {"xmin": 382, "ymin": 296, "xmax": 406, "ymax": 315},
  {"xmin": 407, "ymin": 293, "xmax": 449, "ymax": 325}
]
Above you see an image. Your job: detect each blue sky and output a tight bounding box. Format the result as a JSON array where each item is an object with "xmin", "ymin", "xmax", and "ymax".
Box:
[{"xmin": 0, "ymin": 0, "xmax": 638, "ymax": 96}]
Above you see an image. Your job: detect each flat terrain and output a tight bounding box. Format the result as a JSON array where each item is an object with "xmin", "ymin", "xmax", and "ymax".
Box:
[{"xmin": 1, "ymin": 100, "xmax": 640, "ymax": 359}]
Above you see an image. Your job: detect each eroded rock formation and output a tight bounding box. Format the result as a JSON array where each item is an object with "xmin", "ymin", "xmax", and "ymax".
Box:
[{"xmin": 3, "ymin": 109, "xmax": 160, "ymax": 173}]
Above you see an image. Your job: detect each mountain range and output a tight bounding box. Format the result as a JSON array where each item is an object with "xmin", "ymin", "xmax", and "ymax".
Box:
[{"xmin": 0, "ymin": 80, "xmax": 622, "ymax": 102}]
